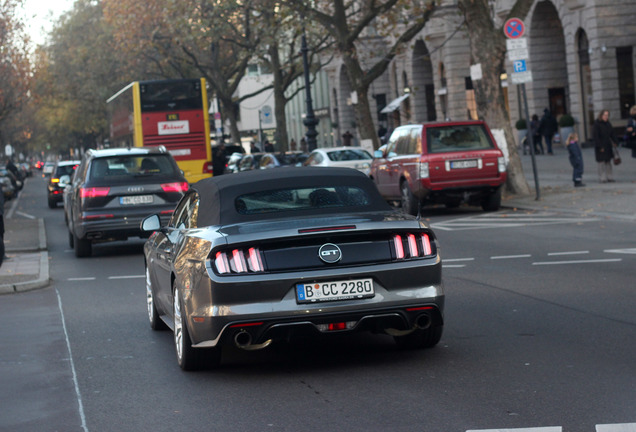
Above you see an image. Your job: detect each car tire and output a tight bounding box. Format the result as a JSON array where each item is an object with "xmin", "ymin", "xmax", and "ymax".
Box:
[
  {"xmin": 48, "ymin": 197, "xmax": 56, "ymax": 209},
  {"xmin": 68, "ymin": 230, "xmax": 74, "ymax": 248},
  {"xmin": 482, "ymin": 188, "xmax": 502, "ymax": 212},
  {"xmin": 74, "ymin": 233, "xmax": 92, "ymax": 257},
  {"xmin": 400, "ymin": 181, "xmax": 419, "ymax": 216},
  {"xmin": 173, "ymin": 285, "xmax": 221, "ymax": 371},
  {"xmin": 146, "ymin": 266, "xmax": 167, "ymax": 331},
  {"xmin": 394, "ymin": 325, "xmax": 443, "ymax": 349}
]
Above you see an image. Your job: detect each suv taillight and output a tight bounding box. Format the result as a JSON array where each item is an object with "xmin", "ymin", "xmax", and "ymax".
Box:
[
  {"xmin": 161, "ymin": 182, "xmax": 188, "ymax": 193},
  {"xmin": 419, "ymin": 161, "xmax": 429, "ymax": 179},
  {"xmin": 498, "ymin": 157, "xmax": 506, "ymax": 173},
  {"xmin": 80, "ymin": 187, "xmax": 110, "ymax": 198},
  {"xmin": 203, "ymin": 161, "xmax": 213, "ymax": 174}
]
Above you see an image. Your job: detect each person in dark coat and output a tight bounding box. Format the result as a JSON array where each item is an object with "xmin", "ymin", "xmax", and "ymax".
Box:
[
  {"xmin": 212, "ymin": 143, "xmax": 227, "ymax": 176},
  {"xmin": 592, "ymin": 109, "xmax": 619, "ymax": 183},
  {"xmin": 539, "ymin": 109, "xmax": 558, "ymax": 155},
  {"xmin": 530, "ymin": 114, "xmax": 543, "ymax": 154},
  {"xmin": 624, "ymin": 105, "xmax": 636, "ymax": 158},
  {"xmin": 565, "ymin": 132, "xmax": 585, "ymax": 187}
]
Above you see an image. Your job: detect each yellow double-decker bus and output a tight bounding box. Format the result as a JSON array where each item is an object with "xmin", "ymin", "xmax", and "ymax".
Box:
[{"xmin": 107, "ymin": 78, "xmax": 213, "ymax": 183}]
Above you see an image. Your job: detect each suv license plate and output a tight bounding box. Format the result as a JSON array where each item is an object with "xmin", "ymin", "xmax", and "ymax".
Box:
[
  {"xmin": 296, "ymin": 278, "xmax": 374, "ymax": 303},
  {"xmin": 450, "ymin": 160, "xmax": 478, "ymax": 169},
  {"xmin": 121, "ymin": 195, "xmax": 153, "ymax": 205}
]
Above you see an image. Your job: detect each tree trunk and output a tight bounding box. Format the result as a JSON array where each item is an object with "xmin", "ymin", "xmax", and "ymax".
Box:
[{"xmin": 459, "ymin": 0, "xmax": 531, "ymax": 196}]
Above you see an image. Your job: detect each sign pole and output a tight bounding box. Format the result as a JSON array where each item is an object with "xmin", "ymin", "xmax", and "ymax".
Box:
[{"xmin": 520, "ymin": 83, "xmax": 540, "ymax": 200}]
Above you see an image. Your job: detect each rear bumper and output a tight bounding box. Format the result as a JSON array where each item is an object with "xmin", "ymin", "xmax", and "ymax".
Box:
[{"xmin": 75, "ymin": 211, "xmax": 172, "ymax": 242}]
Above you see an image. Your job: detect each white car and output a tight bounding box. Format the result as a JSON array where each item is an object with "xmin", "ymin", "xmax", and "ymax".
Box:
[{"xmin": 303, "ymin": 146, "xmax": 373, "ymax": 175}]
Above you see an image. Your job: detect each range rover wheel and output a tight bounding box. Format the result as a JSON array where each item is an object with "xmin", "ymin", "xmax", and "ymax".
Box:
[
  {"xmin": 394, "ymin": 325, "xmax": 443, "ymax": 349},
  {"xmin": 400, "ymin": 181, "xmax": 419, "ymax": 216},
  {"xmin": 68, "ymin": 230, "xmax": 74, "ymax": 248},
  {"xmin": 482, "ymin": 188, "xmax": 502, "ymax": 212},
  {"xmin": 173, "ymin": 284, "xmax": 221, "ymax": 371}
]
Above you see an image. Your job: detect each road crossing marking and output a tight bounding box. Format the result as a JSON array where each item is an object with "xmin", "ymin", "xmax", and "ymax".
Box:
[
  {"xmin": 467, "ymin": 424, "xmax": 636, "ymax": 432},
  {"xmin": 431, "ymin": 211, "xmax": 598, "ymax": 231}
]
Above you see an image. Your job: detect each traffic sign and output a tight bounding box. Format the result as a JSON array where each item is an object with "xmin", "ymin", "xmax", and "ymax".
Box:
[
  {"xmin": 506, "ymin": 38, "xmax": 527, "ymax": 50},
  {"xmin": 504, "ymin": 18, "xmax": 525, "ymax": 39},
  {"xmin": 513, "ymin": 60, "xmax": 527, "ymax": 73},
  {"xmin": 508, "ymin": 48, "xmax": 529, "ymax": 61},
  {"xmin": 511, "ymin": 71, "xmax": 533, "ymax": 84}
]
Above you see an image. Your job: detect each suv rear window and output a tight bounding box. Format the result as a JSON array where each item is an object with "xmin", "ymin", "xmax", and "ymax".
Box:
[
  {"xmin": 89, "ymin": 155, "xmax": 176, "ymax": 180},
  {"xmin": 427, "ymin": 125, "xmax": 495, "ymax": 153},
  {"xmin": 54, "ymin": 164, "xmax": 78, "ymax": 177}
]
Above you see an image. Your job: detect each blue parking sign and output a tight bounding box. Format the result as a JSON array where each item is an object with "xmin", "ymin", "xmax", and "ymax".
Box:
[{"xmin": 513, "ymin": 60, "xmax": 527, "ymax": 73}]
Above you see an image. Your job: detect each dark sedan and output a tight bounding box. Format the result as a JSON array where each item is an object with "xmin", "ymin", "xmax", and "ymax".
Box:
[{"xmin": 142, "ymin": 167, "xmax": 444, "ymax": 370}]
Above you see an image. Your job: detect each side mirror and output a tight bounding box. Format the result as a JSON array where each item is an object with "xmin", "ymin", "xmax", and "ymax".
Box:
[
  {"xmin": 373, "ymin": 150, "xmax": 384, "ymax": 158},
  {"xmin": 141, "ymin": 214, "xmax": 162, "ymax": 232},
  {"xmin": 59, "ymin": 175, "xmax": 71, "ymax": 188}
]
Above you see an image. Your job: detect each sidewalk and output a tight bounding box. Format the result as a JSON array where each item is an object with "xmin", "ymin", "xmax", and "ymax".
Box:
[
  {"xmin": 0, "ymin": 144, "xmax": 634, "ymax": 294},
  {"xmin": 502, "ymin": 143, "xmax": 636, "ymax": 221},
  {"xmin": 0, "ymin": 217, "xmax": 49, "ymax": 294}
]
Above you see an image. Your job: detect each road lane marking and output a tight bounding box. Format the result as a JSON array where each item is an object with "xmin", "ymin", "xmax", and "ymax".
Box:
[
  {"xmin": 442, "ymin": 264, "xmax": 466, "ymax": 268},
  {"xmin": 467, "ymin": 427, "xmax": 561, "ymax": 432},
  {"xmin": 15, "ymin": 211, "xmax": 36, "ymax": 219},
  {"xmin": 604, "ymin": 248, "xmax": 636, "ymax": 254},
  {"xmin": 491, "ymin": 254, "xmax": 532, "ymax": 260},
  {"xmin": 68, "ymin": 277, "xmax": 96, "ymax": 281},
  {"xmin": 597, "ymin": 423, "xmax": 636, "ymax": 431},
  {"xmin": 444, "ymin": 258, "xmax": 475, "ymax": 262},
  {"xmin": 107, "ymin": 275, "xmax": 144, "ymax": 279},
  {"xmin": 533, "ymin": 258, "xmax": 622, "ymax": 266},
  {"xmin": 432, "ymin": 211, "xmax": 598, "ymax": 231},
  {"xmin": 547, "ymin": 251, "xmax": 589, "ymax": 256},
  {"xmin": 55, "ymin": 289, "xmax": 89, "ymax": 432}
]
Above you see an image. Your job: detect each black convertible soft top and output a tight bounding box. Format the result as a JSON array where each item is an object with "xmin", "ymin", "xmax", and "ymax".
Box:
[{"xmin": 190, "ymin": 167, "xmax": 392, "ymax": 226}]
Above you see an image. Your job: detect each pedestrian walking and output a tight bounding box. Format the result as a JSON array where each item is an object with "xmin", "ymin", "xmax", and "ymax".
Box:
[
  {"xmin": 264, "ymin": 140, "xmax": 275, "ymax": 152},
  {"xmin": 624, "ymin": 105, "xmax": 636, "ymax": 158},
  {"xmin": 212, "ymin": 142, "xmax": 227, "ymax": 176},
  {"xmin": 592, "ymin": 109, "xmax": 619, "ymax": 183},
  {"xmin": 565, "ymin": 132, "xmax": 585, "ymax": 187},
  {"xmin": 530, "ymin": 114, "xmax": 543, "ymax": 154},
  {"xmin": 539, "ymin": 109, "xmax": 558, "ymax": 154}
]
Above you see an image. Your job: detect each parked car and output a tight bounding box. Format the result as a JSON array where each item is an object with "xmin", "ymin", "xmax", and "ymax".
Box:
[
  {"xmin": 47, "ymin": 160, "xmax": 80, "ymax": 208},
  {"xmin": 141, "ymin": 167, "xmax": 444, "ymax": 370},
  {"xmin": 0, "ymin": 175, "xmax": 16, "ymax": 200},
  {"xmin": 237, "ymin": 152, "xmax": 266, "ymax": 171},
  {"xmin": 259, "ymin": 151, "xmax": 309, "ymax": 169},
  {"xmin": 42, "ymin": 161, "xmax": 55, "ymax": 177},
  {"xmin": 65, "ymin": 146, "xmax": 188, "ymax": 257},
  {"xmin": 369, "ymin": 120, "xmax": 507, "ymax": 214},
  {"xmin": 0, "ymin": 167, "xmax": 22, "ymax": 195},
  {"xmin": 303, "ymin": 146, "xmax": 373, "ymax": 175}
]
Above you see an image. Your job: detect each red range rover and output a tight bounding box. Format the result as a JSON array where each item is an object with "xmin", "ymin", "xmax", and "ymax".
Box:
[{"xmin": 370, "ymin": 120, "xmax": 507, "ymax": 215}]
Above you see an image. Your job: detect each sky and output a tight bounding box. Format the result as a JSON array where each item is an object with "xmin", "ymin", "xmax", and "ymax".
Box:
[{"xmin": 19, "ymin": 0, "xmax": 74, "ymax": 46}]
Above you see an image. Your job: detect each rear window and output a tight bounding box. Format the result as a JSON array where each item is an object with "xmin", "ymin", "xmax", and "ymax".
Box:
[
  {"xmin": 327, "ymin": 149, "xmax": 372, "ymax": 161},
  {"xmin": 427, "ymin": 125, "xmax": 495, "ymax": 153},
  {"xmin": 89, "ymin": 155, "xmax": 177, "ymax": 179},
  {"xmin": 235, "ymin": 186, "xmax": 371, "ymax": 215},
  {"xmin": 54, "ymin": 164, "xmax": 78, "ymax": 177}
]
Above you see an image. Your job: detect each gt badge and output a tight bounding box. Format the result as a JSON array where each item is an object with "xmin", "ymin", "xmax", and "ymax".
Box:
[{"xmin": 318, "ymin": 243, "xmax": 342, "ymax": 263}]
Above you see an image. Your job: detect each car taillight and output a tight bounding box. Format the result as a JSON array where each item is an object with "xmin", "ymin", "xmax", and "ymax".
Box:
[
  {"xmin": 419, "ymin": 161, "xmax": 429, "ymax": 179},
  {"xmin": 392, "ymin": 233, "xmax": 434, "ymax": 259},
  {"xmin": 161, "ymin": 182, "xmax": 188, "ymax": 193},
  {"xmin": 203, "ymin": 161, "xmax": 213, "ymax": 174},
  {"xmin": 498, "ymin": 156, "xmax": 506, "ymax": 173},
  {"xmin": 80, "ymin": 187, "xmax": 110, "ymax": 198},
  {"xmin": 214, "ymin": 247, "xmax": 265, "ymax": 274}
]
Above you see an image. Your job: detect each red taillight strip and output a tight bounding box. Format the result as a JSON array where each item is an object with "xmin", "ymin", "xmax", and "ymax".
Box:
[
  {"xmin": 298, "ymin": 225, "xmax": 356, "ymax": 233},
  {"xmin": 231, "ymin": 249, "xmax": 247, "ymax": 273},
  {"xmin": 393, "ymin": 235, "xmax": 405, "ymax": 259},
  {"xmin": 420, "ymin": 233, "xmax": 432, "ymax": 256},
  {"xmin": 229, "ymin": 322, "xmax": 263, "ymax": 328},
  {"xmin": 82, "ymin": 214, "xmax": 114, "ymax": 220},
  {"xmin": 215, "ymin": 251, "xmax": 230, "ymax": 274},
  {"xmin": 406, "ymin": 306, "xmax": 434, "ymax": 312},
  {"xmin": 161, "ymin": 182, "xmax": 189, "ymax": 193},
  {"xmin": 80, "ymin": 187, "xmax": 110, "ymax": 198},
  {"xmin": 247, "ymin": 247, "xmax": 264, "ymax": 272},
  {"xmin": 407, "ymin": 234, "xmax": 418, "ymax": 258}
]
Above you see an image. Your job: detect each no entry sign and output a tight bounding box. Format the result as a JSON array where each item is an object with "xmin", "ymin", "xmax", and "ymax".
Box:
[{"xmin": 504, "ymin": 18, "xmax": 525, "ymax": 39}]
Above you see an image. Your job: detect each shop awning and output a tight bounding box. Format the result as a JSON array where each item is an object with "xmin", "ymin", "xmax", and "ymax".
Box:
[{"xmin": 380, "ymin": 94, "xmax": 410, "ymax": 114}]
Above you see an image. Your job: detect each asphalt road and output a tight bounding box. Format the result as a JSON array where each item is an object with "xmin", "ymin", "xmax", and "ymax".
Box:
[{"xmin": 2, "ymin": 176, "xmax": 636, "ymax": 432}]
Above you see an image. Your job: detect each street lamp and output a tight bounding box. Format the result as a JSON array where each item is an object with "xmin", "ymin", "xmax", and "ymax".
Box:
[{"xmin": 301, "ymin": 27, "xmax": 319, "ymax": 151}]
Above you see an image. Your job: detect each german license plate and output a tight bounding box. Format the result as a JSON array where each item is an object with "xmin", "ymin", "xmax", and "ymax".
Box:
[
  {"xmin": 121, "ymin": 195, "xmax": 153, "ymax": 205},
  {"xmin": 450, "ymin": 160, "xmax": 478, "ymax": 169},
  {"xmin": 296, "ymin": 278, "xmax": 374, "ymax": 303}
]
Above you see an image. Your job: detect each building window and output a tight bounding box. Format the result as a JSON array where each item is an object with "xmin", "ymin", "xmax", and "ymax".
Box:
[{"xmin": 616, "ymin": 46, "xmax": 635, "ymax": 119}]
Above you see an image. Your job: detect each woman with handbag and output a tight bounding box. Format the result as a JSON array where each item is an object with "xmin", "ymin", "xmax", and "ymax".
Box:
[{"xmin": 592, "ymin": 109, "xmax": 619, "ymax": 183}]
